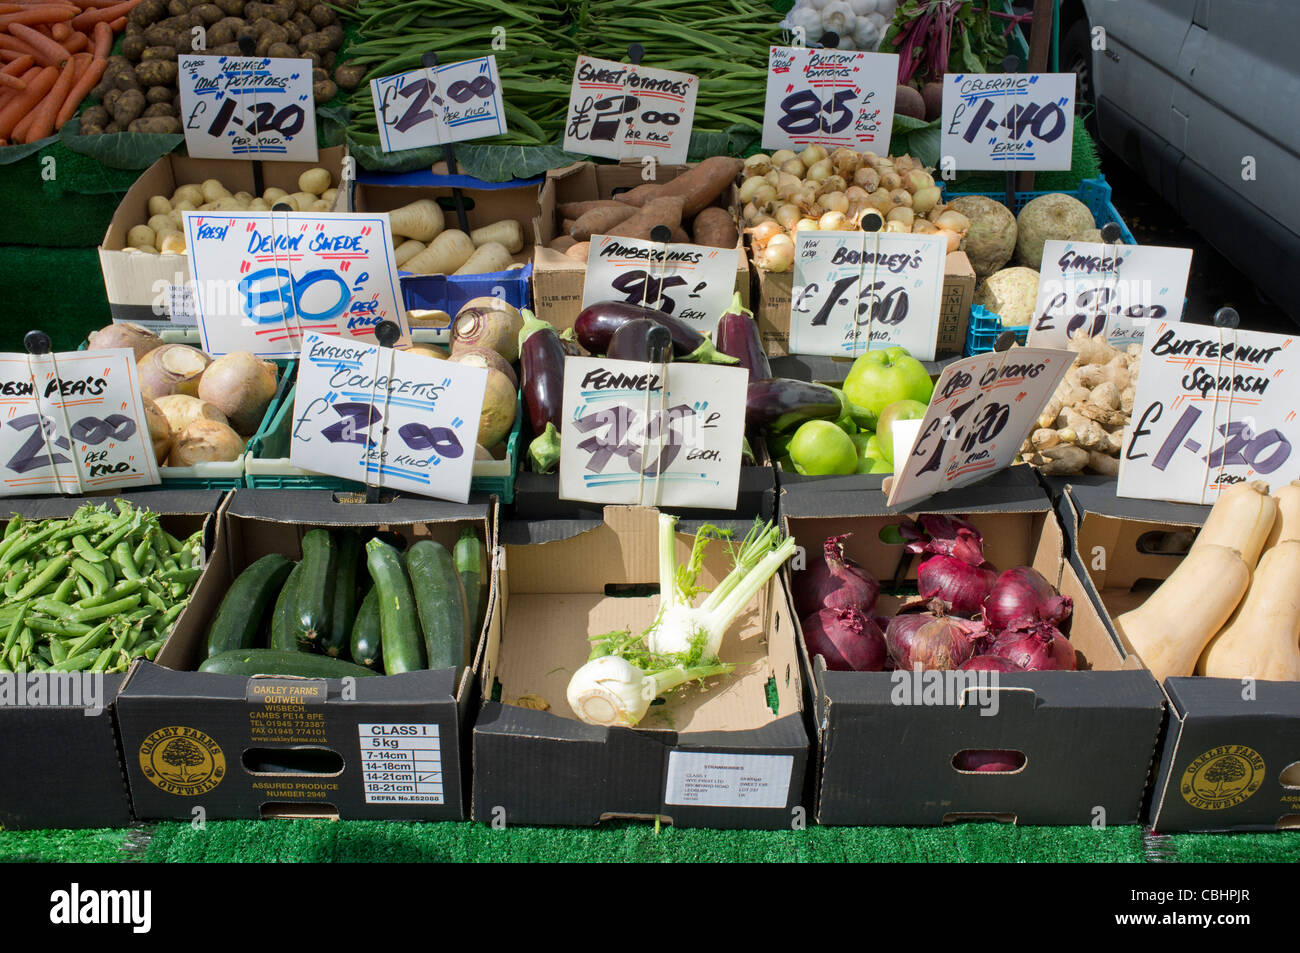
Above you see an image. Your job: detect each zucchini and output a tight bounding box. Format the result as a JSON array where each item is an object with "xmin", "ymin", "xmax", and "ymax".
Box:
[
  {"xmin": 205, "ymin": 554, "xmax": 293, "ymax": 659},
  {"xmin": 364, "ymin": 538, "xmax": 425, "ymax": 675},
  {"xmin": 294, "ymin": 528, "xmax": 336, "ymax": 648},
  {"xmin": 199, "ymin": 648, "xmax": 379, "ymax": 678},
  {"xmin": 350, "ymin": 585, "xmax": 382, "ymax": 670},
  {"xmin": 320, "ymin": 530, "xmax": 360, "ymax": 658},
  {"xmin": 407, "ymin": 539, "xmax": 469, "ymax": 672},
  {"xmin": 270, "ymin": 560, "xmax": 304, "ymax": 652},
  {"xmin": 454, "ymin": 527, "xmax": 489, "ymax": 649}
]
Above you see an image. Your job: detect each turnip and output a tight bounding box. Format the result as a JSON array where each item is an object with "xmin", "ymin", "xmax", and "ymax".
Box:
[
  {"xmin": 168, "ymin": 418, "xmax": 245, "ymax": 466},
  {"xmin": 448, "ymin": 346, "xmax": 517, "ymax": 389},
  {"xmin": 476, "ymin": 369, "xmax": 518, "ymax": 449},
  {"xmin": 86, "ymin": 322, "xmax": 162, "ymax": 361},
  {"xmin": 138, "ymin": 344, "xmax": 211, "ymax": 399},
  {"xmin": 197, "ymin": 351, "xmax": 278, "ymax": 435}
]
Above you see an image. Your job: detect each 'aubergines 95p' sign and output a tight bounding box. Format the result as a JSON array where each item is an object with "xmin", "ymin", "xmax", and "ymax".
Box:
[
  {"xmin": 887, "ymin": 347, "xmax": 1073, "ymax": 509},
  {"xmin": 1118, "ymin": 322, "xmax": 1300, "ymax": 505},
  {"xmin": 290, "ymin": 332, "xmax": 486, "ymax": 503},
  {"xmin": 558, "ymin": 356, "xmax": 747, "ymax": 509},
  {"xmin": 0, "ymin": 349, "xmax": 158, "ymax": 497},
  {"xmin": 184, "ymin": 210, "xmax": 409, "ymax": 359},
  {"xmin": 788, "ymin": 229, "xmax": 947, "ymax": 360}
]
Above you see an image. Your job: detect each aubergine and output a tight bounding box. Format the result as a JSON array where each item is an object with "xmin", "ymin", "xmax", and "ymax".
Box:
[
  {"xmin": 519, "ymin": 310, "xmax": 566, "ymax": 473},
  {"xmin": 574, "ymin": 300, "xmax": 737, "ymax": 365},
  {"xmin": 607, "ymin": 318, "xmax": 675, "ymax": 363},
  {"xmin": 714, "ymin": 292, "xmax": 770, "ymax": 381},
  {"xmin": 746, "ymin": 378, "xmax": 843, "ymax": 433}
]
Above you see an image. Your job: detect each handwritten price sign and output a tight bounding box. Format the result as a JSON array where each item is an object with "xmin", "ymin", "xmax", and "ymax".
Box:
[
  {"xmin": 183, "ymin": 210, "xmax": 409, "ymax": 359},
  {"xmin": 558, "ymin": 356, "xmax": 747, "ymax": 509},
  {"xmin": 762, "ymin": 45, "xmax": 898, "ymax": 153},
  {"xmin": 0, "ymin": 349, "xmax": 158, "ymax": 497},
  {"xmin": 178, "ymin": 55, "xmax": 317, "ymax": 161},
  {"xmin": 370, "ymin": 55, "xmax": 506, "ymax": 154},
  {"xmin": 887, "ymin": 347, "xmax": 1073, "ymax": 509},
  {"xmin": 290, "ymin": 332, "xmax": 485, "ymax": 503},
  {"xmin": 1118, "ymin": 323, "xmax": 1300, "ymax": 505},
  {"xmin": 940, "ymin": 73, "xmax": 1075, "ymax": 171},
  {"xmin": 788, "ymin": 230, "xmax": 947, "ymax": 360},
  {"xmin": 562, "ymin": 55, "xmax": 698, "ymax": 165},
  {"xmin": 1027, "ymin": 240, "xmax": 1192, "ymax": 349},
  {"xmin": 581, "ymin": 236, "xmax": 741, "ymax": 333}
]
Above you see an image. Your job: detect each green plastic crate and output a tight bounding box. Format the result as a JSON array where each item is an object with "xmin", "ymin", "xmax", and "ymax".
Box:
[{"xmin": 244, "ymin": 376, "xmax": 521, "ymax": 503}]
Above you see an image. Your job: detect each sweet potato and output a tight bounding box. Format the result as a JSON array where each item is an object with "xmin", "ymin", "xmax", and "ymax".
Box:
[
  {"xmin": 557, "ymin": 199, "xmax": 625, "ymax": 220},
  {"xmin": 569, "ymin": 203, "xmax": 636, "ymax": 241},
  {"xmin": 565, "ymin": 241, "xmax": 590, "ymax": 262},
  {"xmin": 548, "ymin": 235, "xmax": 577, "ymax": 253},
  {"xmin": 691, "ymin": 206, "xmax": 738, "ymax": 249},
  {"xmin": 615, "ymin": 156, "xmax": 743, "ymax": 217},
  {"xmin": 605, "ymin": 195, "xmax": 685, "ymax": 240},
  {"xmin": 670, "ymin": 225, "xmax": 691, "ymax": 244}
]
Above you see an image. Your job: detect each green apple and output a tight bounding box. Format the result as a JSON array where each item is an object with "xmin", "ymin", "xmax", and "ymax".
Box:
[
  {"xmin": 852, "ymin": 433, "xmax": 892, "ymax": 473},
  {"xmin": 875, "ymin": 398, "xmax": 929, "ymax": 463},
  {"xmin": 842, "ymin": 346, "xmax": 934, "ymax": 418},
  {"xmin": 789, "ymin": 420, "xmax": 858, "ymax": 475}
]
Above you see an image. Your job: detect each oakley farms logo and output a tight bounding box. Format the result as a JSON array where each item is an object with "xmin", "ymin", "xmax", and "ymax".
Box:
[{"xmin": 138, "ymin": 726, "xmax": 225, "ymax": 796}]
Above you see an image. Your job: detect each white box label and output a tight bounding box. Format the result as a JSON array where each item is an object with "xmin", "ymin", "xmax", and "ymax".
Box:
[
  {"xmin": 357, "ymin": 723, "xmax": 444, "ymax": 804},
  {"xmin": 664, "ymin": 751, "xmax": 793, "ymax": 808}
]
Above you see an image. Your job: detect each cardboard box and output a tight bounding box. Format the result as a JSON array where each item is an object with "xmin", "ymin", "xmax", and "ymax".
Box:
[
  {"xmin": 531, "ymin": 161, "xmax": 749, "ymax": 332},
  {"xmin": 753, "ymin": 250, "xmax": 977, "ymax": 359},
  {"xmin": 472, "ymin": 506, "xmax": 808, "ymax": 828},
  {"xmin": 116, "ymin": 489, "xmax": 497, "ymax": 822},
  {"xmin": 1063, "ymin": 481, "xmax": 1300, "ymax": 832},
  {"xmin": 0, "ymin": 490, "xmax": 221, "ymax": 830},
  {"xmin": 98, "ymin": 146, "xmax": 347, "ymax": 328},
  {"xmin": 782, "ymin": 467, "xmax": 1165, "ymax": 826}
]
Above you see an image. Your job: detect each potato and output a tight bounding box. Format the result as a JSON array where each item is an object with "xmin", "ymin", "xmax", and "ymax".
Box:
[
  {"xmin": 308, "ymin": 199, "xmax": 331, "ymax": 212},
  {"xmin": 159, "ymin": 232, "xmax": 187, "ymax": 254},
  {"xmin": 213, "ymin": 0, "xmax": 243, "ymax": 13},
  {"xmin": 192, "ymin": 2, "xmax": 223, "ymax": 24},
  {"xmin": 121, "ymin": 34, "xmax": 147, "ymax": 61},
  {"xmin": 80, "ymin": 105, "xmax": 111, "ymax": 131},
  {"xmin": 297, "ymin": 167, "xmax": 330, "ymax": 195},
  {"xmin": 201, "ymin": 178, "xmax": 230, "ymax": 203},
  {"xmin": 167, "ymin": 0, "xmax": 186, "ymax": 16},
  {"xmin": 128, "ymin": 117, "xmax": 183, "ymax": 134},
  {"xmin": 173, "ymin": 199, "xmax": 198, "ymax": 214},
  {"xmin": 140, "ymin": 45, "xmax": 176, "ymax": 60},
  {"xmin": 110, "ymin": 67, "xmax": 141, "ymax": 92},
  {"xmin": 213, "ymin": 196, "xmax": 242, "ymax": 210},
  {"xmin": 297, "ymin": 30, "xmax": 331, "ymax": 53},
  {"xmin": 211, "ymin": 42, "xmax": 240, "ymax": 55},
  {"xmin": 248, "ymin": 197, "xmax": 270, "ymax": 211},
  {"xmin": 167, "ymin": 209, "xmax": 184, "ymax": 228},
  {"xmin": 333, "ymin": 61, "xmax": 365, "ymax": 91},
  {"xmin": 112, "ymin": 89, "xmax": 146, "ymax": 126},
  {"xmin": 144, "ymin": 101, "xmax": 177, "ymax": 118},
  {"xmin": 129, "ymin": 0, "xmax": 167, "ymax": 28},
  {"xmin": 263, "ymin": 186, "xmax": 288, "ymax": 204},
  {"xmin": 146, "ymin": 85, "xmax": 174, "ymax": 105},
  {"xmin": 267, "ymin": 42, "xmax": 296, "ymax": 58},
  {"xmin": 312, "ymin": 78, "xmax": 337, "ymax": 102},
  {"xmin": 102, "ymin": 122, "xmax": 122, "ymax": 134},
  {"xmin": 147, "ymin": 194, "xmax": 171, "ymax": 217},
  {"xmin": 128, "ymin": 224, "xmax": 156, "ymax": 248},
  {"xmin": 321, "ymin": 187, "xmax": 337, "ymax": 206},
  {"xmin": 207, "ymin": 18, "xmax": 238, "ymax": 44},
  {"xmin": 233, "ymin": 190, "xmax": 253, "ymax": 205},
  {"xmin": 147, "ymin": 213, "xmax": 176, "ymax": 234},
  {"xmin": 130, "ymin": 245, "xmax": 158, "ymax": 253}
]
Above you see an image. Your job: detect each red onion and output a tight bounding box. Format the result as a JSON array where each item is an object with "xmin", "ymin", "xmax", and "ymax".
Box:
[
  {"xmin": 958, "ymin": 655, "xmax": 1022, "ymax": 672},
  {"xmin": 885, "ymin": 600, "xmax": 982, "ymax": 671},
  {"xmin": 988, "ymin": 620, "xmax": 1077, "ymax": 672},
  {"xmin": 982, "ymin": 566, "xmax": 1072, "ymax": 633},
  {"xmin": 954, "ymin": 750, "xmax": 1024, "ymax": 772},
  {"xmin": 900, "ymin": 514, "xmax": 986, "ymax": 565},
  {"xmin": 917, "ymin": 554, "xmax": 997, "ymax": 616},
  {"xmin": 801, "ymin": 607, "xmax": 886, "ymax": 672},
  {"xmin": 794, "ymin": 534, "xmax": 879, "ymax": 618}
]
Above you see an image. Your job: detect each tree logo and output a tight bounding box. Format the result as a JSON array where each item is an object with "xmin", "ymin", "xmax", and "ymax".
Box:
[
  {"xmin": 1180, "ymin": 745, "xmax": 1265, "ymax": 811},
  {"xmin": 138, "ymin": 726, "xmax": 226, "ymax": 797}
]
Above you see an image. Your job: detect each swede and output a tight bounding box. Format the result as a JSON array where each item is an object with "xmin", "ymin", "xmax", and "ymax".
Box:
[
  {"xmin": 168, "ymin": 418, "xmax": 245, "ymax": 466},
  {"xmin": 86, "ymin": 323, "xmax": 162, "ymax": 361},
  {"xmin": 197, "ymin": 352, "xmax": 278, "ymax": 434},
  {"xmin": 452, "ymin": 297, "xmax": 524, "ymax": 362},
  {"xmin": 142, "ymin": 395, "xmax": 170, "ymax": 464},
  {"xmin": 154, "ymin": 394, "xmax": 229, "ymax": 436},
  {"xmin": 138, "ymin": 344, "xmax": 211, "ymax": 399}
]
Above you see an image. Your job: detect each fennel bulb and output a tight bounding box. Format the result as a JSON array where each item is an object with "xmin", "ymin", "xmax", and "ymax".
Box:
[{"xmin": 567, "ymin": 655, "xmax": 733, "ymax": 727}]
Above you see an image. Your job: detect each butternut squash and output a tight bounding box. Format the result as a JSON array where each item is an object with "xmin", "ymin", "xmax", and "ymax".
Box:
[
  {"xmin": 1114, "ymin": 544, "xmax": 1251, "ymax": 681},
  {"xmin": 1197, "ymin": 541, "xmax": 1300, "ymax": 681},
  {"xmin": 1265, "ymin": 481, "xmax": 1300, "ymax": 549},
  {"xmin": 1191, "ymin": 480, "xmax": 1276, "ymax": 569}
]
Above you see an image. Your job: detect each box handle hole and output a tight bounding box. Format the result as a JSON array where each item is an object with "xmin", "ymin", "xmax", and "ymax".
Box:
[
  {"xmin": 242, "ymin": 747, "xmax": 345, "ymax": 776},
  {"xmin": 952, "ymin": 749, "xmax": 1027, "ymax": 774},
  {"xmin": 260, "ymin": 802, "xmax": 340, "ymax": 819},
  {"xmin": 1134, "ymin": 529, "xmax": 1196, "ymax": 556},
  {"xmin": 604, "ymin": 582, "xmax": 659, "ymax": 597},
  {"xmin": 1276, "ymin": 815, "xmax": 1300, "ymax": 830},
  {"xmin": 1280, "ymin": 761, "xmax": 1300, "ymax": 789},
  {"xmin": 942, "ymin": 812, "xmax": 1017, "ymax": 824}
]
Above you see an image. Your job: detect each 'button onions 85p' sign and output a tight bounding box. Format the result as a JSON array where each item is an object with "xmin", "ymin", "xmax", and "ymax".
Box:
[
  {"xmin": 762, "ymin": 46, "xmax": 898, "ymax": 153},
  {"xmin": 558, "ymin": 356, "xmax": 747, "ymax": 509},
  {"xmin": 1118, "ymin": 322, "xmax": 1300, "ymax": 505}
]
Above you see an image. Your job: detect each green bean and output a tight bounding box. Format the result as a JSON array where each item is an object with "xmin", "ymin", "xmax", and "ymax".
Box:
[{"xmin": 72, "ymin": 534, "xmax": 107, "ymax": 564}]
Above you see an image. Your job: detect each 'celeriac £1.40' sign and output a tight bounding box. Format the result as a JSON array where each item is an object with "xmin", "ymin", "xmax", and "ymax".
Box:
[
  {"xmin": 290, "ymin": 332, "xmax": 486, "ymax": 503},
  {"xmin": 0, "ymin": 348, "xmax": 158, "ymax": 497},
  {"xmin": 940, "ymin": 72, "xmax": 1075, "ymax": 171},
  {"xmin": 183, "ymin": 210, "xmax": 409, "ymax": 359},
  {"xmin": 558, "ymin": 356, "xmax": 747, "ymax": 509}
]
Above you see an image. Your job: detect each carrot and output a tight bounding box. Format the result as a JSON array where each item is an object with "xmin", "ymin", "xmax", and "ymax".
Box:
[
  {"xmin": 0, "ymin": 7, "xmax": 77, "ymax": 28},
  {"xmin": 0, "ymin": 62, "xmax": 54, "ymax": 137},
  {"xmin": 0, "ymin": 53, "xmax": 34, "ymax": 75},
  {"xmin": 9, "ymin": 22, "xmax": 72, "ymax": 65},
  {"xmin": 0, "ymin": 34, "xmax": 53, "ymax": 65},
  {"xmin": 53, "ymin": 48, "xmax": 99, "ymax": 126},
  {"xmin": 106, "ymin": 13, "xmax": 121, "ymax": 28},
  {"xmin": 10, "ymin": 104, "xmax": 35, "ymax": 141},
  {"xmin": 22, "ymin": 51, "xmax": 74, "ymax": 140},
  {"xmin": 51, "ymin": 20, "xmax": 70, "ymax": 39},
  {"xmin": 0, "ymin": 72, "xmax": 23, "ymax": 90},
  {"xmin": 69, "ymin": 0, "xmax": 137, "ymax": 29},
  {"xmin": 60, "ymin": 29, "xmax": 86, "ymax": 52},
  {"xmin": 90, "ymin": 17, "xmax": 108, "ymax": 55}
]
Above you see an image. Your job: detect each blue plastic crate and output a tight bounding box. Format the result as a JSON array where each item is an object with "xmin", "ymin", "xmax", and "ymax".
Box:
[
  {"xmin": 945, "ymin": 175, "xmax": 1136, "ymax": 247},
  {"xmin": 401, "ymin": 262, "xmax": 533, "ymax": 341},
  {"xmin": 964, "ymin": 305, "xmax": 1028, "ymax": 356}
]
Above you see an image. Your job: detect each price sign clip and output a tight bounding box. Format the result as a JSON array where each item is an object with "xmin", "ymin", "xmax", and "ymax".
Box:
[
  {"xmin": 422, "ymin": 51, "xmax": 472, "ymax": 234},
  {"xmin": 361, "ymin": 319, "xmax": 404, "ymax": 504}
]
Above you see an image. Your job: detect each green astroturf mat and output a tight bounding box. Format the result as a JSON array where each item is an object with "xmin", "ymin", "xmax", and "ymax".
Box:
[
  {"xmin": 0, "ymin": 244, "xmax": 112, "ymax": 354},
  {"xmin": 1, "ymin": 821, "xmax": 1297, "ymax": 863}
]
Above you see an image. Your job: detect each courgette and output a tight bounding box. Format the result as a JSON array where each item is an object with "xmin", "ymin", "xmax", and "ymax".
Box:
[
  {"xmin": 294, "ymin": 528, "xmax": 336, "ymax": 648},
  {"xmin": 454, "ymin": 526, "xmax": 489, "ymax": 648},
  {"xmin": 365, "ymin": 538, "xmax": 425, "ymax": 675},
  {"xmin": 407, "ymin": 539, "xmax": 469, "ymax": 672},
  {"xmin": 350, "ymin": 585, "xmax": 382, "ymax": 670},
  {"xmin": 205, "ymin": 554, "xmax": 293, "ymax": 659},
  {"xmin": 199, "ymin": 648, "xmax": 379, "ymax": 678},
  {"xmin": 320, "ymin": 530, "xmax": 360, "ymax": 658},
  {"xmin": 270, "ymin": 560, "xmax": 304, "ymax": 652}
]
